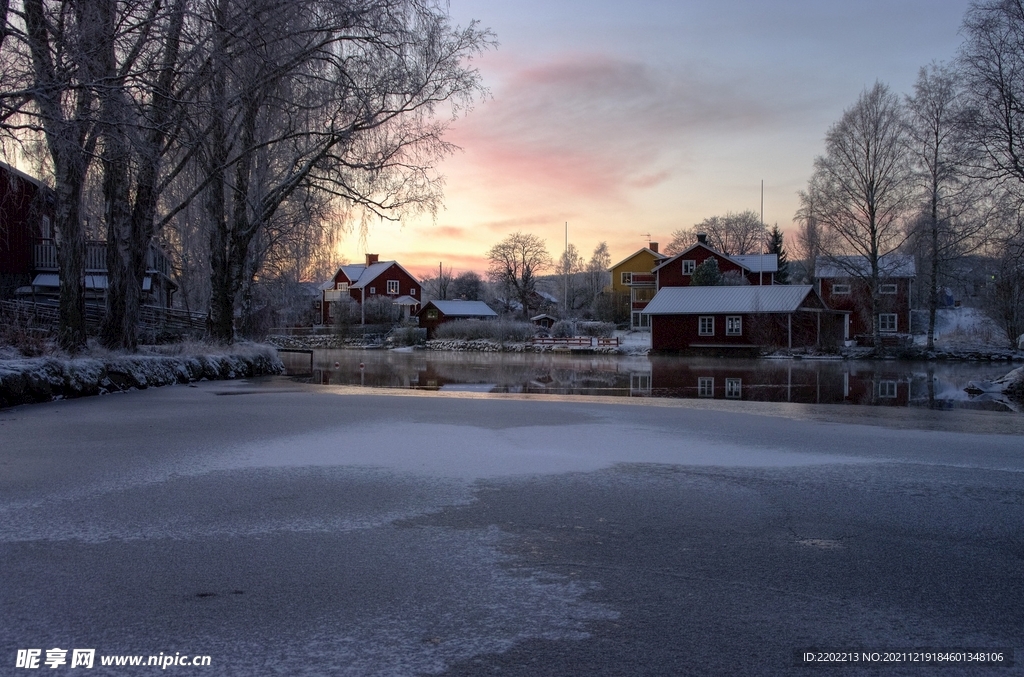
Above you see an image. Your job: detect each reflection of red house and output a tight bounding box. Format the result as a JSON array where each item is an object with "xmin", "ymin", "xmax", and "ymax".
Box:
[
  {"xmin": 647, "ymin": 358, "xmax": 910, "ymax": 405},
  {"xmin": 0, "ymin": 162, "xmax": 55, "ymax": 298},
  {"xmin": 320, "ymin": 254, "xmax": 421, "ymax": 324},
  {"xmin": 654, "ymin": 234, "xmax": 778, "ymax": 288},
  {"xmin": 814, "ymin": 254, "xmax": 915, "ymax": 343},
  {"xmin": 644, "ymin": 285, "xmax": 845, "ymax": 353}
]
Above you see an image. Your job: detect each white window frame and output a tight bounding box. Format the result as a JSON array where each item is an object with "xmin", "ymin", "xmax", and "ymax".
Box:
[
  {"xmin": 726, "ymin": 315, "xmax": 742, "ymax": 336},
  {"xmin": 698, "ymin": 316, "xmax": 714, "ymax": 336},
  {"xmin": 878, "ymin": 380, "xmax": 897, "ymax": 398},
  {"xmin": 369, "ymin": 286, "xmax": 376, "ymax": 295},
  {"xmin": 682, "ymin": 260, "xmax": 696, "ymax": 275},
  {"xmin": 410, "ymin": 288, "xmax": 416, "ymax": 296},
  {"xmin": 621, "ymin": 272, "xmax": 632, "ymax": 285},
  {"xmin": 832, "ymin": 283, "xmax": 851, "ymax": 295},
  {"xmin": 698, "ymin": 377, "xmax": 714, "ymax": 398},
  {"xmin": 878, "ymin": 313, "xmax": 898, "ymax": 332},
  {"xmin": 725, "ymin": 378, "xmax": 742, "ymax": 399},
  {"xmin": 387, "ymin": 279, "xmax": 399, "ymax": 295},
  {"xmin": 41, "ymin": 215, "xmax": 52, "ymax": 239},
  {"xmin": 631, "ymin": 311, "xmax": 650, "ymax": 329},
  {"xmin": 880, "ymin": 283, "xmax": 897, "ymax": 295}
]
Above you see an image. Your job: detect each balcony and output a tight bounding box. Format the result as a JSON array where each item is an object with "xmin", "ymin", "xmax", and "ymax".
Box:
[
  {"xmin": 627, "ymin": 273, "xmax": 656, "ymax": 286},
  {"xmin": 33, "ymin": 240, "xmax": 172, "ymax": 279}
]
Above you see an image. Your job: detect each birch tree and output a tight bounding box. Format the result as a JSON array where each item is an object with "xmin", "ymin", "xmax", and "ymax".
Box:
[
  {"xmin": 799, "ymin": 82, "xmax": 914, "ymax": 348},
  {"xmin": 905, "ymin": 62, "xmax": 987, "ymax": 349}
]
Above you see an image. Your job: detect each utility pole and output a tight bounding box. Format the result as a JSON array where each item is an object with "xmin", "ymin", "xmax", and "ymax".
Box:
[
  {"xmin": 563, "ymin": 222, "xmax": 568, "ymax": 318},
  {"xmin": 760, "ymin": 180, "xmax": 764, "ymax": 286}
]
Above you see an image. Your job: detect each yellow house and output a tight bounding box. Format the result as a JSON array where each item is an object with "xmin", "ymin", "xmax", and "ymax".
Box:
[{"xmin": 608, "ymin": 244, "xmax": 666, "ymax": 328}]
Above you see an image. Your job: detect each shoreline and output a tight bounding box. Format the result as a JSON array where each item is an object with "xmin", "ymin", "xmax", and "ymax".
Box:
[{"xmin": 0, "ymin": 345, "xmax": 283, "ymax": 409}]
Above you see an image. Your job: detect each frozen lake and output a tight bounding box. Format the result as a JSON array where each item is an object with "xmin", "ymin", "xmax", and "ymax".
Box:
[{"xmin": 278, "ymin": 349, "xmax": 1021, "ymax": 413}]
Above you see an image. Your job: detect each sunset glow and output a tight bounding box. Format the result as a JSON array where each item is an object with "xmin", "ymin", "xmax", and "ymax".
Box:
[{"xmin": 337, "ymin": 0, "xmax": 975, "ymax": 281}]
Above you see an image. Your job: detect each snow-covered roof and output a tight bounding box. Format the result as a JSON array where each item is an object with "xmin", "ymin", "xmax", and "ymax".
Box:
[
  {"xmin": 531, "ymin": 313, "xmax": 558, "ymax": 321},
  {"xmin": 653, "ymin": 243, "xmax": 778, "ymax": 275},
  {"xmin": 814, "ymin": 254, "xmax": 916, "ymax": 279},
  {"xmin": 427, "ymin": 300, "xmax": 497, "ymax": 317},
  {"xmin": 535, "ymin": 290, "xmax": 558, "ymax": 303},
  {"xmin": 609, "ymin": 247, "xmax": 667, "ymax": 271},
  {"xmin": 731, "ymin": 254, "xmax": 779, "ymax": 273},
  {"xmin": 393, "ymin": 295, "xmax": 419, "ymax": 306},
  {"xmin": 643, "ymin": 285, "xmax": 818, "ymax": 315},
  {"xmin": 325, "ymin": 260, "xmax": 420, "ymax": 290},
  {"xmin": 0, "ymin": 160, "xmax": 49, "ymax": 190}
]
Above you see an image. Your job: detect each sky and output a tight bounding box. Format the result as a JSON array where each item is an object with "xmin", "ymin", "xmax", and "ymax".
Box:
[{"xmin": 341, "ymin": 0, "xmax": 977, "ymax": 279}]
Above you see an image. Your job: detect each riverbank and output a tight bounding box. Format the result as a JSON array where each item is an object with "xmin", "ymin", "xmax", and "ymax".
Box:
[{"xmin": 0, "ymin": 343, "xmax": 283, "ymax": 408}]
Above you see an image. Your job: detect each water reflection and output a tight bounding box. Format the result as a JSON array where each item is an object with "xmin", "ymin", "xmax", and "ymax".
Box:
[{"xmin": 278, "ymin": 349, "xmax": 1020, "ymax": 413}]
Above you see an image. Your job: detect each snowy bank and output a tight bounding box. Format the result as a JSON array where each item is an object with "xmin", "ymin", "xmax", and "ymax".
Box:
[
  {"xmin": 966, "ymin": 366, "xmax": 1024, "ymax": 404},
  {"xmin": 0, "ymin": 345, "xmax": 283, "ymax": 408}
]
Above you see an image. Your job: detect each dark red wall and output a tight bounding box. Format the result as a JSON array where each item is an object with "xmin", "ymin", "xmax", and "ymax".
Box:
[
  {"xmin": 347, "ymin": 263, "xmax": 420, "ymax": 304},
  {"xmin": 1, "ymin": 165, "xmax": 53, "ymax": 283},
  {"xmin": 819, "ymin": 277, "xmax": 912, "ymax": 337},
  {"xmin": 651, "ymin": 311, "xmax": 842, "ymax": 351}
]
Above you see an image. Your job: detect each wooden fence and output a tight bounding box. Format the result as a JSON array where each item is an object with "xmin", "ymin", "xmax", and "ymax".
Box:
[
  {"xmin": 0, "ymin": 299, "xmax": 206, "ymax": 335},
  {"xmin": 529, "ymin": 336, "xmax": 620, "ymax": 347}
]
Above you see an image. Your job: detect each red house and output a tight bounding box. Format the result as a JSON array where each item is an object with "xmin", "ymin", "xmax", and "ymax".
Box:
[
  {"xmin": 643, "ymin": 285, "xmax": 846, "ymax": 354},
  {"xmin": 1, "ymin": 161, "xmax": 55, "ymax": 299},
  {"xmin": 417, "ymin": 299, "xmax": 498, "ymax": 338},
  {"xmin": 2, "ymin": 161, "xmax": 178, "ymax": 308},
  {"xmin": 814, "ymin": 254, "xmax": 915, "ymax": 344},
  {"xmin": 320, "ymin": 254, "xmax": 421, "ymax": 324},
  {"xmin": 654, "ymin": 234, "xmax": 778, "ymax": 289}
]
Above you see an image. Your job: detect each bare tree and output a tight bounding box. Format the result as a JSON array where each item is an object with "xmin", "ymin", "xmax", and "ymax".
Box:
[
  {"xmin": 556, "ymin": 242, "xmax": 586, "ymax": 316},
  {"xmin": 905, "ymin": 62, "xmax": 988, "ymax": 349},
  {"xmin": 665, "ymin": 211, "xmax": 764, "ymax": 256},
  {"xmin": 189, "ymin": 0, "xmax": 490, "ymax": 342},
  {"xmin": 799, "ymin": 82, "xmax": 914, "ymax": 348},
  {"xmin": 3, "ymin": 0, "xmax": 113, "ymax": 351},
  {"xmin": 486, "ymin": 232, "xmax": 551, "ymax": 319}
]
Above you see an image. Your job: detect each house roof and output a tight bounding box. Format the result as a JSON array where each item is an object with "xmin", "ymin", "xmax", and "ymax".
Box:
[
  {"xmin": 426, "ymin": 300, "xmax": 497, "ymax": 317},
  {"xmin": 731, "ymin": 254, "xmax": 779, "ymax": 273},
  {"xmin": 643, "ymin": 285, "xmax": 819, "ymax": 315},
  {"xmin": 609, "ymin": 247, "xmax": 667, "ymax": 272},
  {"xmin": 393, "ymin": 295, "xmax": 420, "ymax": 306},
  {"xmin": 814, "ymin": 254, "xmax": 916, "ymax": 278},
  {"xmin": 326, "ymin": 260, "xmax": 421, "ymax": 289},
  {"xmin": 653, "ymin": 242, "xmax": 778, "ymax": 274},
  {"xmin": 0, "ymin": 160, "xmax": 49, "ymax": 190}
]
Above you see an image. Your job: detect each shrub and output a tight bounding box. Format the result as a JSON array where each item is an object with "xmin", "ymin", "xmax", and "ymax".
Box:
[
  {"xmin": 550, "ymin": 320, "xmax": 576, "ymax": 338},
  {"xmin": 388, "ymin": 326, "xmax": 427, "ymax": 346}
]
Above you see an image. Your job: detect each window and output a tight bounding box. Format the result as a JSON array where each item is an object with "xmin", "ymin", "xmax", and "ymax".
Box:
[
  {"xmin": 631, "ymin": 311, "xmax": 650, "ymax": 329},
  {"xmin": 698, "ymin": 377, "xmax": 714, "ymax": 398},
  {"xmin": 698, "ymin": 316, "xmax": 714, "ymax": 336},
  {"xmin": 425, "ymin": 309, "xmax": 438, "ymax": 319},
  {"xmin": 41, "ymin": 215, "xmax": 52, "ymax": 239},
  {"xmin": 682, "ymin": 260, "xmax": 696, "ymax": 275},
  {"xmin": 878, "ymin": 380, "xmax": 897, "ymax": 398},
  {"xmin": 369, "ymin": 286, "xmax": 376, "ymax": 295},
  {"xmin": 621, "ymin": 272, "xmax": 632, "ymax": 285},
  {"xmin": 337, "ymin": 282, "xmax": 349, "ymax": 292},
  {"xmin": 725, "ymin": 378, "xmax": 742, "ymax": 399},
  {"xmin": 410, "ymin": 288, "xmax": 416, "ymax": 296},
  {"xmin": 880, "ymin": 283, "xmax": 897, "ymax": 294},
  {"xmin": 387, "ymin": 280, "xmax": 399, "ymax": 295},
  {"xmin": 878, "ymin": 314, "xmax": 898, "ymax": 332},
  {"xmin": 726, "ymin": 316, "xmax": 742, "ymax": 336},
  {"xmin": 832, "ymin": 283, "xmax": 851, "ymax": 295},
  {"xmin": 630, "ymin": 373, "xmax": 651, "ymax": 394}
]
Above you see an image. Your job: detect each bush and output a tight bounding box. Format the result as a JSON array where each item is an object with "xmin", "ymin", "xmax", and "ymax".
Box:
[
  {"xmin": 550, "ymin": 320, "xmax": 576, "ymax": 338},
  {"xmin": 433, "ymin": 319, "xmax": 536, "ymax": 342},
  {"xmin": 576, "ymin": 321, "xmax": 615, "ymax": 338},
  {"xmin": 388, "ymin": 326, "xmax": 427, "ymax": 346}
]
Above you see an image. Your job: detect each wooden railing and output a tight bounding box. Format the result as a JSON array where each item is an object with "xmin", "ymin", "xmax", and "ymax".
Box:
[
  {"xmin": 34, "ymin": 240, "xmax": 171, "ymax": 277},
  {"xmin": 530, "ymin": 336, "xmax": 620, "ymax": 347}
]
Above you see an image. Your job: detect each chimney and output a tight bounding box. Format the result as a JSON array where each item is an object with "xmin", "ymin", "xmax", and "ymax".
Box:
[
  {"xmin": 365, "ymin": 253, "xmax": 379, "ymax": 266},
  {"xmin": 649, "ymin": 242, "xmax": 658, "ymax": 253},
  {"xmin": 696, "ymin": 233, "xmax": 707, "ymax": 245}
]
